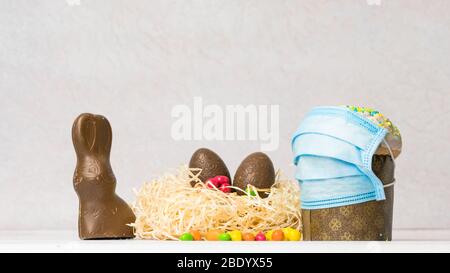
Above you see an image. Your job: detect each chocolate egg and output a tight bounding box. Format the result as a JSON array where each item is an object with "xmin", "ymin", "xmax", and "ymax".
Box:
[
  {"xmin": 233, "ymin": 152, "xmax": 275, "ymax": 198},
  {"xmin": 189, "ymin": 148, "xmax": 231, "ymax": 187}
]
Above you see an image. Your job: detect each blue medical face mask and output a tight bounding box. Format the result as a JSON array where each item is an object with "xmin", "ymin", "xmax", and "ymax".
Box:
[{"xmin": 291, "ymin": 106, "xmax": 390, "ymax": 209}]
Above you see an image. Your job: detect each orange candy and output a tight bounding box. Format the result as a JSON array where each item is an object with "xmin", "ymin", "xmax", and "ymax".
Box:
[
  {"xmin": 271, "ymin": 229, "xmax": 285, "ymax": 241},
  {"xmin": 242, "ymin": 233, "xmax": 256, "ymax": 241},
  {"xmin": 190, "ymin": 230, "xmax": 202, "ymax": 241},
  {"xmin": 206, "ymin": 230, "xmax": 222, "ymax": 241}
]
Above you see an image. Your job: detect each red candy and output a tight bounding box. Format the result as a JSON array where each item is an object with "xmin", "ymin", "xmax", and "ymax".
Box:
[
  {"xmin": 206, "ymin": 179, "xmax": 221, "ymax": 188},
  {"xmin": 215, "ymin": 176, "xmax": 230, "ymax": 185},
  {"xmin": 220, "ymin": 183, "xmax": 231, "ymax": 193},
  {"xmin": 255, "ymin": 232, "xmax": 266, "ymax": 241},
  {"xmin": 206, "ymin": 176, "xmax": 231, "ymax": 193}
]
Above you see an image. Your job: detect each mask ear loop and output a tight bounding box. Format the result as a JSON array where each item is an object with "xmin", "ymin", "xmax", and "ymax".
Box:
[{"xmin": 382, "ymin": 138, "xmax": 396, "ymax": 188}]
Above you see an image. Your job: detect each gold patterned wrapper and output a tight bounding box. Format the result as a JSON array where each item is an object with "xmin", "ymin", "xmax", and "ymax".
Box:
[{"xmin": 302, "ymin": 155, "xmax": 395, "ymax": 241}]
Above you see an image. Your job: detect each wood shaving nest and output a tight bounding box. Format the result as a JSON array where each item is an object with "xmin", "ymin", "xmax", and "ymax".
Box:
[{"xmin": 130, "ymin": 165, "xmax": 302, "ymax": 240}]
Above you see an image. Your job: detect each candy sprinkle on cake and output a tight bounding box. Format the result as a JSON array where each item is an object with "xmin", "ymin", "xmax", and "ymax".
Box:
[{"xmin": 344, "ymin": 105, "xmax": 401, "ymax": 137}]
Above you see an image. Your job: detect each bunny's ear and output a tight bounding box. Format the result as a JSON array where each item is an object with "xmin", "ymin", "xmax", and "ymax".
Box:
[
  {"xmin": 72, "ymin": 113, "xmax": 97, "ymax": 156},
  {"xmin": 72, "ymin": 113, "xmax": 114, "ymax": 157},
  {"xmin": 92, "ymin": 114, "xmax": 112, "ymax": 156}
]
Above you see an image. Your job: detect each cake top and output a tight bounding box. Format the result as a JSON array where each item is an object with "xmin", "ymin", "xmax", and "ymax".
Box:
[
  {"xmin": 343, "ymin": 105, "xmax": 402, "ymax": 158},
  {"xmin": 344, "ymin": 105, "xmax": 401, "ymax": 137}
]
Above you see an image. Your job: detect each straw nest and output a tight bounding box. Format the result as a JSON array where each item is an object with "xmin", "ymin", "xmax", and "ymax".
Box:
[{"xmin": 131, "ymin": 166, "xmax": 302, "ymax": 240}]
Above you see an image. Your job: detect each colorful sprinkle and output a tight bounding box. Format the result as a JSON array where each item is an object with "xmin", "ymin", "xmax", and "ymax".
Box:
[{"xmin": 343, "ymin": 105, "xmax": 400, "ymax": 137}]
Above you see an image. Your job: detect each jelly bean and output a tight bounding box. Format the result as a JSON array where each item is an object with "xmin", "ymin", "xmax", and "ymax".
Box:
[
  {"xmin": 242, "ymin": 233, "xmax": 255, "ymax": 241},
  {"xmin": 190, "ymin": 230, "xmax": 202, "ymax": 241},
  {"xmin": 245, "ymin": 186, "xmax": 257, "ymax": 196},
  {"xmin": 215, "ymin": 176, "xmax": 230, "ymax": 186},
  {"xmin": 265, "ymin": 230, "xmax": 273, "ymax": 241},
  {"xmin": 179, "ymin": 233, "xmax": 194, "ymax": 241},
  {"xmin": 281, "ymin": 228, "xmax": 291, "ymax": 241},
  {"xmin": 218, "ymin": 232, "xmax": 232, "ymax": 241},
  {"xmin": 219, "ymin": 182, "xmax": 231, "ymax": 193},
  {"xmin": 206, "ymin": 230, "xmax": 222, "ymax": 241},
  {"xmin": 271, "ymin": 230, "xmax": 285, "ymax": 241},
  {"xmin": 289, "ymin": 229, "xmax": 302, "ymax": 241},
  {"xmin": 255, "ymin": 232, "xmax": 266, "ymax": 241},
  {"xmin": 206, "ymin": 179, "xmax": 221, "ymax": 188},
  {"xmin": 228, "ymin": 230, "xmax": 242, "ymax": 241},
  {"xmin": 283, "ymin": 228, "xmax": 302, "ymax": 241}
]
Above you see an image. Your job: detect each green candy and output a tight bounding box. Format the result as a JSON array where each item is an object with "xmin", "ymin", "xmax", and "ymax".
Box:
[
  {"xmin": 179, "ymin": 233, "xmax": 194, "ymax": 241},
  {"xmin": 246, "ymin": 186, "xmax": 257, "ymax": 197},
  {"xmin": 218, "ymin": 233, "xmax": 232, "ymax": 241}
]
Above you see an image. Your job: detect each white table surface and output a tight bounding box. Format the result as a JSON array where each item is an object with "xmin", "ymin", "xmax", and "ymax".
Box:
[{"xmin": 0, "ymin": 230, "xmax": 449, "ymax": 253}]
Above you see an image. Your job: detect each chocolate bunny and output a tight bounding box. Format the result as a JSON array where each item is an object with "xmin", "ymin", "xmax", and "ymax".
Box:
[{"xmin": 72, "ymin": 113, "xmax": 135, "ymax": 239}]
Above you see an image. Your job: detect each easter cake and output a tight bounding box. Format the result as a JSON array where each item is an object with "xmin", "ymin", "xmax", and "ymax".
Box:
[{"xmin": 294, "ymin": 106, "xmax": 401, "ymax": 241}]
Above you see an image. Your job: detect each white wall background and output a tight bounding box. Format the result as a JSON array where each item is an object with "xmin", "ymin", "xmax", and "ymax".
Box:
[{"xmin": 1, "ymin": 0, "xmax": 449, "ymax": 231}]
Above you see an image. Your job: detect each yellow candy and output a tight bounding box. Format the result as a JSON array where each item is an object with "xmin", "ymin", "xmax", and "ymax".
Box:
[
  {"xmin": 281, "ymin": 228, "xmax": 291, "ymax": 241},
  {"xmin": 283, "ymin": 227, "xmax": 302, "ymax": 241},
  {"xmin": 265, "ymin": 230, "xmax": 274, "ymax": 241},
  {"xmin": 228, "ymin": 230, "xmax": 242, "ymax": 241},
  {"xmin": 288, "ymin": 229, "xmax": 302, "ymax": 241}
]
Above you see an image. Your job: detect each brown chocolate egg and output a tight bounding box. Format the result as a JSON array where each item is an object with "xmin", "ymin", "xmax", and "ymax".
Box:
[
  {"xmin": 188, "ymin": 148, "xmax": 231, "ymax": 187},
  {"xmin": 233, "ymin": 152, "xmax": 275, "ymax": 198}
]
